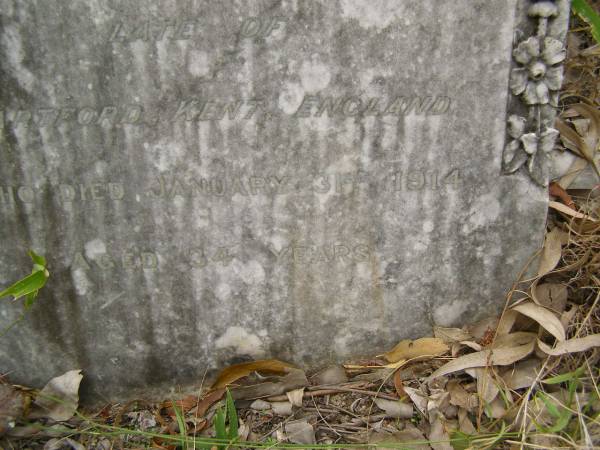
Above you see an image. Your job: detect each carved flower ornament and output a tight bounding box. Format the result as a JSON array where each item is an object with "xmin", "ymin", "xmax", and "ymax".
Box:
[
  {"xmin": 510, "ymin": 36, "xmax": 565, "ymax": 106},
  {"xmin": 503, "ymin": 114, "xmax": 559, "ymax": 186},
  {"xmin": 503, "ymin": 0, "xmax": 564, "ymax": 186}
]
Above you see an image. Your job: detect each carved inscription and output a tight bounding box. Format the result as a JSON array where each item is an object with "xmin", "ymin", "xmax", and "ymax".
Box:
[
  {"xmin": 73, "ymin": 250, "xmax": 158, "ymax": 271},
  {"xmin": 0, "ymin": 183, "xmax": 125, "ymax": 206},
  {"xmin": 271, "ymin": 243, "xmax": 372, "ymax": 264},
  {"xmin": 0, "ymin": 169, "xmax": 461, "ymax": 209},
  {"xmin": 109, "ymin": 20, "xmax": 198, "ymax": 42},
  {"xmin": 240, "ymin": 17, "xmax": 287, "ymax": 39},
  {"xmin": 294, "ymin": 95, "xmax": 452, "ymax": 117},
  {"xmin": 0, "ymin": 105, "xmax": 143, "ymax": 128}
]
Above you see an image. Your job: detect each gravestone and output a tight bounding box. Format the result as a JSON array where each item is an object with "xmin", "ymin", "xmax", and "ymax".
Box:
[{"xmin": 0, "ymin": 0, "xmax": 570, "ymax": 401}]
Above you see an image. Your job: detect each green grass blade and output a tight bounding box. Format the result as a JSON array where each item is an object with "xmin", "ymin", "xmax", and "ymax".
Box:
[
  {"xmin": 215, "ymin": 407, "xmax": 227, "ymax": 441},
  {"xmin": 572, "ymin": 0, "xmax": 600, "ymax": 44},
  {"xmin": 0, "ymin": 270, "xmax": 47, "ymax": 300},
  {"xmin": 226, "ymin": 389, "xmax": 239, "ymax": 441},
  {"xmin": 28, "ymin": 250, "xmax": 46, "ymax": 267},
  {"xmin": 172, "ymin": 402, "xmax": 188, "ymax": 450},
  {"xmin": 543, "ymin": 366, "xmax": 585, "ymax": 385}
]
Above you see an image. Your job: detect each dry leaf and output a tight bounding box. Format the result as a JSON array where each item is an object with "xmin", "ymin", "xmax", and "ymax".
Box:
[
  {"xmin": 549, "ymin": 182, "xmax": 576, "ymax": 209},
  {"xmin": 458, "ymin": 408, "xmax": 477, "ymax": 434},
  {"xmin": 496, "ymin": 310, "xmax": 519, "ymax": 336},
  {"xmin": 511, "ymin": 301, "xmax": 566, "ymax": 341},
  {"xmin": 44, "ymin": 437, "xmax": 85, "ymax": 450},
  {"xmin": 284, "ymin": 419, "xmax": 315, "ymax": 445},
  {"xmin": 557, "ymin": 157, "xmax": 589, "ymax": 189},
  {"xmin": 404, "ymin": 386, "xmax": 428, "ymax": 415},
  {"xmin": 428, "ymin": 415, "xmax": 453, "ymax": 450},
  {"xmin": 31, "ymin": 370, "xmax": 82, "ymax": 422},
  {"xmin": 549, "ymin": 201, "xmax": 597, "ymax": 221},
  {"xmin": 231, "ymin": 368, "xmax": 308, "ymax": 400},
  {"xmin": 271, "ymin": 401, "xmax": 293, "ymax": 416},
  {"xmin": 428, "ymin": 341, "xmax": 535, "ymax": 380},
  {"xmin": 383, "ymin": 337, "xmax": 449, "ymax": 363},
  {"xmin": 531, "ymin": 283, "xmax": 568, "ymax": 313},
  {"xmin": 211, "ymin": 359, "xmax": 295, "ymax": 389},
  {"xmin": 493, "ymin": 332, "xmax": 537, "ymax": 349},
  {"xmin": 192, "ymin": 388, "xmax": 225, "ymax": 417},
  {"xmin": 501, "ymin": 359, "xmax": 541, "ymax": 390},
  {"xmin": 286, "ymin": 388, "xmax": 304, "ymax": 407},
  {"xmin": 447, "ymin": 381, "xmax": 478, "ymax": 411},
  {"xmin": 473, "ymin": 368, "xmax": 499, "ymax": 404},
  {"xmin": 311, "ymin": 365, "xmax": 347, "ymax": 385},
  {"xmin": 537, "ymin": 334, "xmax": 600, "ymax": 355},
  {"xmin": 0, "ymin": 385, "xmax": 26, "ymax": 436},
  {"xmin": 485, "ymin": 397, "xmax": 507, "ymax": 419},
  {"xmin": 434, "ymin": 326, "xmax": 472, "ymax": 343},
  {"xmin": 393, "ymin": 370, "xmax": 407, "ymax": 399},
  {"xmin": 250, "ymin": 399, "xmax": 271, "ymax": 411},
  {"xmin": 468, "ymin": 317, "xmax": 499, "ymax": 341},
  {"xmin": 537, "ymin": 228, "xmax": 563, "ymax": 276},
  {"xmin": 373, "ymin": 398, "xmax": 413, "ymax": 419},
  {"xmin": 373, "ymin": 427, "xmax": 431, "ymax": 450}
]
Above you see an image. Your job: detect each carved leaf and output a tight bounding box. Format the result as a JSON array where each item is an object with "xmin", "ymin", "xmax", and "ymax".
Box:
[
  {"xmin": 513, "ymin": 36, "xmax": 540, "ymax": 64},
  {"xmin": 510, "ymin": 68, "xmax": 528, "ymax": 95},
  {"xmin": 539, "ymin": 128, "xmax": 559, "ymax": 153},
  {"xmin": 507, "ymin": 115, "xmax": 526, "ymax": 139},
  {"xmin": 528, "ymin": 149, "xmax": 550, "ymax": 186},
  {"xmin": 503, "ymin": 145, "xmax": 529, "ymax": 174},
  {"xmin": 545, "ymin": 66, "xmax": 564, "ymax": 91},
  {"xmin": 521, "ymin": 133, "xmax": 539, "ymax": 155},
  {"xmin": 542, "ymin": 37, "xmax": 566, "ymax": 65}
]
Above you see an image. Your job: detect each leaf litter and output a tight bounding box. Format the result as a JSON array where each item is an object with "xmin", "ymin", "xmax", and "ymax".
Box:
[{"xmin": 4, "ymin": 190, "xmax": 598, "ymax": 449}]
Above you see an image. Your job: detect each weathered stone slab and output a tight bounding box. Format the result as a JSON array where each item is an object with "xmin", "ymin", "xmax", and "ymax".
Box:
[{"xmin": 0, "ymin": 0, "xmax": 569, "ymax": 401}]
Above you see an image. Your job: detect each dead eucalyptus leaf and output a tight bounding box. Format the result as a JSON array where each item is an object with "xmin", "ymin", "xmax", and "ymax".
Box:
[
  {"xmin": 250, "ymin": 399, "xmax": 271, "ymax": 411},
  {"xmin": 286, "ymin": 388, "xmax": 304, "ymax": 407},
  {"xmin": 549, "ymin": 201, "xmax": 597, "ymax": 221},
  {"xmin": 284, "ymin": 419, "xmax": 315, "ymax": 444},
  {"xmin": 428, "ymin": 415, "xmax": 453, "ymax": 450},
  {"xmin": 231, "ymin": 368, "xmax": 308, "ymax": 400},
  {"xmin": 511, "ymin": 301, "xmax": 566, "ymax": 341},
  {"xmin": 44, "ymin": 437, "xmax": 85, "ymax": 450},
  {"xmin": 485, "ymin": 397, "xmax": 507, "ymax": 419},
  {"xmin": 549, "ymin": 182, "xmax": 576, "ymax": 209},
  {"xmin": 532, "ymin": 283, "xmax": 568, "ymax": 313},
  {"xmin": 537, "ymin": 228, "xmax": 563, "ymax": 276},
  {"xmin": 373, "ymin": 398, "xmax": 413, "ymax": 419},
  {"xmin": 467, "ymin": 316, "xmax": 499, "ymax": 340},
  {"xmin": 31, "ymin": 370, "xmax": 82, "ymax": 422},
  {"xmin": 211, "ymin": 359, "xmax": 295, "ymax": 389},
  {"xmin": 271, "ymin": 401, "xmax": 293, "ymax": 416},
  {"xmin": 393, "ymin": 370, "xmax": 407, "ymax": 399},
  {"xmin": 493, "ymin": 332, "xmax": 537, "ymax": 348},
  {"xmin": 404, "ymin": 386, "xmax": 428, "ymax": 415},
  {"xmin": 311, "ymin": 365, "xmax": 347, "ymax": 385},
  {"xmin": 447, "ymin": 380, "xmax": 478, "ymax": 412},
  {"xmin": 0, "ymin": 384, "xmax": 26, "ymax": 436},
  {"xmin": 501, "ymin": 359, "xmax": 541, "ymax": 390},
  {"xmin": 434, "ymin": 326, "xmax": 472, "ymax": 343},
  {"xmin": 473, "ymin": 368, "xmax": 499, "ymax": 404},
  {"xmin": 537, "ymin": 334, "xmax": 600, "ymax": 355},
  {"xmin": 458, "ymin": 408, "xmax": 477, "ymax": 434},
  {"xmin": 428, "ymin": 341, "xmax": 535, "ymax": 380},
  {"xmin": 558, "ymin": 156, "xmax": 589, "ymax": 189},
  {"xmin": 383, "ymin": 337, "xmax": 449, "ymax": 363},
  {"xmin": 459, "ymin": 341, "xmax": 483, "ymax": 351},
  {"xmin": 496, "ymin": 310, "xmax": 519, "ymax": 336}
]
